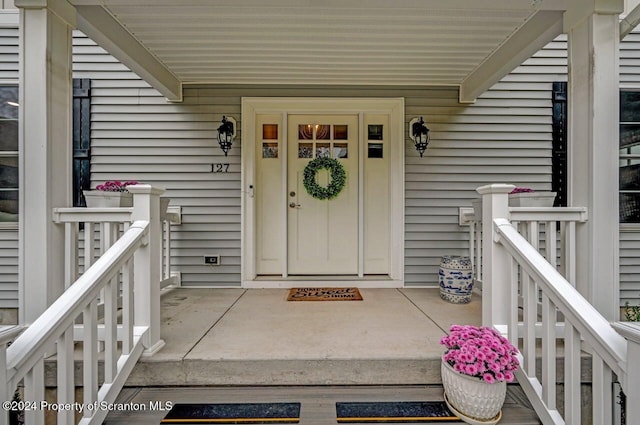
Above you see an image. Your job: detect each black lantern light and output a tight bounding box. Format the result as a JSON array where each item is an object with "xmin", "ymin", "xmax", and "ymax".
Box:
[
  {"xmin": 217, "ymin": 116, "xmax": 236, "ymax": 156},
  {"xmin": 410, "ymin": 116, "xmax": 430, "ymax": 157}
]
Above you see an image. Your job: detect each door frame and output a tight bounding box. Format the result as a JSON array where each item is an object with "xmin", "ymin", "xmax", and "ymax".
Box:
[{"xmin": 241, "ymin": 97, "xmax": 405, "ymax": 287}]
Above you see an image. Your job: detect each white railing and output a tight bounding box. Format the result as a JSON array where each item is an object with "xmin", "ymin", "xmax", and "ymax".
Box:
[
  {"xmin": 53, "ymin": 200, "xmax": 181, "ymax": 290},
  {"xmin": 1, "ymin": 185, "xmax": 167, "ymax": 425},
  {"xmin": 465, "ymin": 203, "xmax": 587, "ymax": 287},
  {"xmin": 478, "ymin": 184, "xmax": 640, "ymax": 425},
  {"xmin": 0, "ymin": 326, "xmax": 23, "ymax": 414}
]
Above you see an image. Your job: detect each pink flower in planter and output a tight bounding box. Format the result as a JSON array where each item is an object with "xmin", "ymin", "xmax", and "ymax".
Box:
[
  {"xmin": 510, "ymin": 187, "xmax": 535, "ymax": 194},
  {"xmin": 95, "ymin": 180, "xmax": 140, "ymax": 193},
  {"xmin": 440, "ymin": 325, "xmax": 520, "ymax": 383}
]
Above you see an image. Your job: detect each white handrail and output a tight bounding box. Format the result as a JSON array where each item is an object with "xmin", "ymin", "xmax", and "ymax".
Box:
[
  {"xmin": 5, "ymin": 220, "xmax": 148, "ymax": 383},
  {"xmin": 495, "ymin": 218, "xmax": 627, "ymax": 378},
  {"xmin": 0, "ymin": 326, "xmax": 23, "ymax": 411},
  {"xmin": 2, "ymin": 221, "xmax": 149, "ymax": 425},
  {"xmin": 476, "ymin": 184, "xmax": 639, "ymax": 424}
]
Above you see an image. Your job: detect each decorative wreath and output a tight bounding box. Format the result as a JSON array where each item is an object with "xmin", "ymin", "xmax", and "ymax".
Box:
[{"xmin": 303, "ymin": 157, "xmax": 347, "ymax": 200}]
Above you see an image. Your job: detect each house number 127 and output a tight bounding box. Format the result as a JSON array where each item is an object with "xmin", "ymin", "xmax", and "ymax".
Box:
[{"xmin": 211, "ymin": 163, "xmax": 230, "ymax": 173}]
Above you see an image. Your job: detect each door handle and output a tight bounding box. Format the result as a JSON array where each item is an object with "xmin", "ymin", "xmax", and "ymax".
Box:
[{"xmin": 289, "ymin": 202, "xmax": 300, "ymax": 208}]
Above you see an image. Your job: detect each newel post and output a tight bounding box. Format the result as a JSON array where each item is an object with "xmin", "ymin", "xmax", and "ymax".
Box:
[
  {"xmin": 476, "ymin": 184, "xmax": 514, "ymax": 329},
  {"xmin": 129, "ymin": 185, "xmax": 165, "ymax": 355},
  {"xmin": 612, "ymin": 322, "xmax": 640, "ymax": 423}
]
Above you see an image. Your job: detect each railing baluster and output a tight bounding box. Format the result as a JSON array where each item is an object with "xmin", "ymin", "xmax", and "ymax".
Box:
[
  {"xmin": 164, "ymin": 218, "xmax": 172, "ymax": 280},
  {"xmin": 84, "ymin": 222, "xmax": 95, "ymax": 272},
  {"xmin": 24, "ymin": 358, "xmax": 45, "ymax": 425},
  {"xmin": 564, "ymin": 322, "xmax": 581, "ymax": 424},
  {"xmin": 64, "ymin": 222, "xmax": 78, "ymax": 289},
  {"xmin": 541, "ymin": 294, "xmax": 556, "ymax": 409},
  {"xmin": 545, "ymin": 221, "xmax": 557, "ymax": 268},
  {"xmin": 566, "ymin": 221, "xmax": 576, "ymax": 287},
  {"xmin": 523, "ymin": 271, "xmax": 537, "ymax": 377},
  {"xmin": 83, "ymin": 301, "xmax": 98, "ymax": 418},
  {"xmin": 509, "ymin": 257, "xmax": 519, "ymax": 346},
  {"xmin": 592, "ymin": 356, "xmax": 612, "ymax": 424},
  {"xmin": 122, "ymin": 258, "xmax": 134, "ymax": 354},
  {"xmin": 559, "ymin": 221, "xmax": 566, "ymax": 277},
  {"xmin": 57, "ymin": 327, "xmax": 75, "ymax": 425},
  {"xmin": 105, "ymin": 274, "xmax": 118, "ymax": 383},
  {"xmin": 475, "ymin": 224, "xmax": 482, "ymax": 282}
]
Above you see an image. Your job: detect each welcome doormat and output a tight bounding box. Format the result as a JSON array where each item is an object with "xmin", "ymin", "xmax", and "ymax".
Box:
[
  {"xmin": 160, "ymin": 402, "xmax": 301, "ymax": 424},
  {"xmin": 336, "ymin": 401, "xmax": 458, "ymax": 423},
  {"xmin": 286, "ymin": 287, "xmax": 363, "ymax": 301}
]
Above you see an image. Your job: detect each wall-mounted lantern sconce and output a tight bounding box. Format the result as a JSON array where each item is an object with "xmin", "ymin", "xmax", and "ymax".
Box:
[
  {"xmin": 217, "ymin": 116, "xmax": 236, "ymax": 156},
  {"xmin": 409, "ymin": 117, "xmax": 430, "ymax": 157}
]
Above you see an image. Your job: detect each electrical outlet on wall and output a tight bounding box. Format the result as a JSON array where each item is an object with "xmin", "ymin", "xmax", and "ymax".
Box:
[{"xmin": 204, "ymin": 255, "xmax": 220, "ymax": 265}]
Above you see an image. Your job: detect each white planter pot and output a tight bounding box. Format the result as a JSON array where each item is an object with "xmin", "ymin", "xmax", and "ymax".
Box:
[
  {"xmin": 83, "ymin": 190, "xmax": 133, "ymax": 208},
  {"xmin": 508, "ymin": 191, "xmax": 556, "ymax": 207},
  {"xmin": 441, "ymin": 358, "xmax": 506, "ymax": 422},
  {"xmin": 472, "ymin": 191, "xmax": 557, "ymax": 218}
]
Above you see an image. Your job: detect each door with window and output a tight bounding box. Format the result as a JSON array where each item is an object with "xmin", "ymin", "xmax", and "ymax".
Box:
[{"xmin": 287, "ymin": 115, "xmax": 359, "ymax": 274}]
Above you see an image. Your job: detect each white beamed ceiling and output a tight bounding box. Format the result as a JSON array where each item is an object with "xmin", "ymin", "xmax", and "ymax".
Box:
[{"xmin": 98, "ymin": 1, "xmax": 538, "ymax": 87}]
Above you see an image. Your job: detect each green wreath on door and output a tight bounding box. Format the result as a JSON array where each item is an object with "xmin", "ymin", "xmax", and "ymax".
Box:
[{"xmin": 302, "ymin": 157, "xmax": 346, "ymax": 200}]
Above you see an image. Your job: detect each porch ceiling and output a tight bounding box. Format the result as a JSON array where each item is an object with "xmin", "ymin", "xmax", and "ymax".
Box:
[{"xmin": 69, "ymin": 0, "xmax": 567, "ymax": 102}]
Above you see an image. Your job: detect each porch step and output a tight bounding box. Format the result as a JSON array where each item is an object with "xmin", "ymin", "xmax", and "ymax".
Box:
[
  {"xmin": 126, "ymin": 287, "xmax": 482, "ymax": 386},
  {"xmin": 104, "ymin": 385, "xmax": 541, "ymax": 425},
  {"xmin": 127, "ymin": 357, "xmax": 446, "ymax": 386}
]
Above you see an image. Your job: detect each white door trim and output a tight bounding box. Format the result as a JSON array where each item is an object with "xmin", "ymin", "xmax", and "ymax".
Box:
[{"xmin": 241, "ymin": 97, "xmax": 405, "ymax": 287}]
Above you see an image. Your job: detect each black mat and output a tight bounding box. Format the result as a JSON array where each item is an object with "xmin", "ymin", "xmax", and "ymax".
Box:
[
  {"xmin": 336, "ymin": 402, "xmax": 459, "ymax": 423},
  {"xmin": 160, "ymin": 403, "xmax": 301, "ymax": 424}
]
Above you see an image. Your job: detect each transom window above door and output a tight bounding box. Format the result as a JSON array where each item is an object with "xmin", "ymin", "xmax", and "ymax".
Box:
[{"xmin": 297, "ymin": 124, "xmax": 349, "ymax": 159}]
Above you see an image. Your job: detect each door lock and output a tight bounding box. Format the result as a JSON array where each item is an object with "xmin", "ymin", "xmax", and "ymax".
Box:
[{"xmin": 290, "ymin": 191, "xmax": 296, "ymax": 197}]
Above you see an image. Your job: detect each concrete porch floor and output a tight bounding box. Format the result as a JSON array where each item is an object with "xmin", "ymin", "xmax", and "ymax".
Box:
[{"xmin": 127, "ymin": 287, "xmax": 482, "ymax": 386}]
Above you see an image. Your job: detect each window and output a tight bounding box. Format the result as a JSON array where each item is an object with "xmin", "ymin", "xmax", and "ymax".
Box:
[
  {"xmin": 620, "ymin": 90, "xmax": 640, "ymax": 223},
  {"xmin": 0, "ymin": 85, "xmax": 18, "ymax": 222}
]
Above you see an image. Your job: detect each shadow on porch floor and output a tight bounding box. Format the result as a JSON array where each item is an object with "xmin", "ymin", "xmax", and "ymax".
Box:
[{"xmin": 127, "ymin": 288, "xmax": 482, "ymax": 386}]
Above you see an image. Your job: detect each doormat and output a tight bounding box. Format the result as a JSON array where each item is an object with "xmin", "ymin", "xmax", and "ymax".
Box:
[
  {"xmin": 336, "ymin": 401, "xmax": 458, "ymax": 423},
  {"xmin": 287, "ymin": 287, "xmax": 363, "ymax": 301},
  {"xmin": 160, "ymin": 402, "xmax": 301, "ymax": 424}
]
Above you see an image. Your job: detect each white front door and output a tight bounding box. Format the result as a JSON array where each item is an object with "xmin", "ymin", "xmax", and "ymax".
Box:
[
  {"xmin": 245, "ymin": 97, "xmax": 405, "ymax": 286},
  {"xmin": 287, "ymin": 115, "xmax": 359, "ymax": 275}
]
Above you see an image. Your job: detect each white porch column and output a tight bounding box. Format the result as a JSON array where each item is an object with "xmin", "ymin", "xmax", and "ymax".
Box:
[
  {"xmin": 16, "ymin": 0, "xmax": 76, "ymax": 324},
  {"xmin": 565, "ymin": 1, "xmax": 623, "ymax": 321}
]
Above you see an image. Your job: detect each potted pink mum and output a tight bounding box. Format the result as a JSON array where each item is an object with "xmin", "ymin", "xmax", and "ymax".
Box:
[
  {"xmin": 83, "ymin": 180, "xmax": 139, "ymax": 207},
  {"xmin": 508, "ymin": 187, "xmax": 556, "ymax": 207},
  {"xmin": 440, "ymin": 325, "xmax": 520, "ymax": 423}
]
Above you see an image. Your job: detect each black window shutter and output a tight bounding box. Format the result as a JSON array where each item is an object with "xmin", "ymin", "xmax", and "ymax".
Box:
[
  {"xmin": 552, "ymin": 82, "xmax": 568, "ymax": 207},
  {"xmin": 73, "ymin": 78, "xmax": 91, "ymax": 207}
]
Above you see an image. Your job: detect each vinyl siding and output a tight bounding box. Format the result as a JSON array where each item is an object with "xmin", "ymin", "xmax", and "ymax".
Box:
[
  {"xmin": 73, "ymin": 30, "xmax": 556, "ymax": 288},
  {"xmin": 621, "ymin": 226, "xmax": 640, "ymax": 304},
  {"xmin": 1, "ymin": 28, "xmax": 639, "ymax": 304},
  {"xmin": 404, "ymin": 37, "xmax": 566, "ymax": 285}
]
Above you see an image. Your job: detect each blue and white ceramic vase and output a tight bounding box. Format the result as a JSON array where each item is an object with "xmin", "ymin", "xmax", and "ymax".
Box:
[{"xmin": 439, "ymin": 255, "xmax": 473, "ymax": 304}]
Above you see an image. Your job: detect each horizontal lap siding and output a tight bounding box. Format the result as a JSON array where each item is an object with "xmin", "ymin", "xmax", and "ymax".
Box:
[
  {"xmin": 74, "ymin": 32, "xmax": 242, "ymax": 287},
  {"xmin": 621, "ymin": 228, "xmax": 640, "ymax": 304},
  {"xmin": 0, "ymin": 28, "xmax": 632, "ymax": 302},
  {"xmin": 75, "ymin": 30, "xmax": 558, "ymax": 289},
  {"xmin": 404, "ymin": 38, "xmax": 564, "ymax": 286}
]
